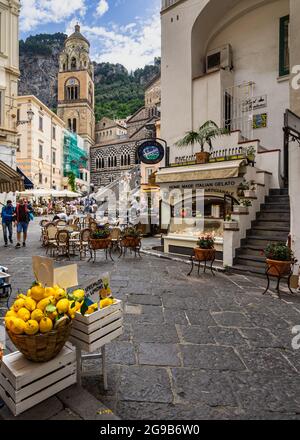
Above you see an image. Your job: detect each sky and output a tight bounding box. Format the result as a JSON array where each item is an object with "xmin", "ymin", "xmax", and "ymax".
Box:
[{"xmin": 19, "ymin": 0, "xmax": 161, "ymax": 71}]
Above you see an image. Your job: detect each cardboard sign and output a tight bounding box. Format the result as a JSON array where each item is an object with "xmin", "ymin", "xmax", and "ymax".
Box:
[
  {"xmin": 53, "ymin": 264, "xmax": 78, "ymax": 290},
  {"xmin": 82, "ymin": 273, "xmax": 110, "ymax": 298},
  {"xmin": 32, "ymin": 256, "xmax": 54, "ymax": 287}
]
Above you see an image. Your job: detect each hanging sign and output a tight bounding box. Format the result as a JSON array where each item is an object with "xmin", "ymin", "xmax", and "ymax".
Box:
[{"xmin": 138, "ymin": 140, "xmax": 165, "ymax": 165}]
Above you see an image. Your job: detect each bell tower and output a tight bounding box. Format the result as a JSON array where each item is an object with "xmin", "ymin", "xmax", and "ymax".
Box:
[{"xmin": 57, "ymin": 24, "xmax": 95, "ymax": 151}]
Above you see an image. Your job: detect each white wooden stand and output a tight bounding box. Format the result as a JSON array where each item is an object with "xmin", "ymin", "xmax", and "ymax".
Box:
[
  {"xmin": 69, "ymin": 300, "xmax": 123, "ymax": 391},
  {"xmin": 0, "ymin": 345, "xmax": 76, "ymax": 416}
]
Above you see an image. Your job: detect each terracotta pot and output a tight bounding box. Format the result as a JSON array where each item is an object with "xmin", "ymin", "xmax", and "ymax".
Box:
[
  {"xmin": 266, "ymin": 259, "xmax": 292, "ymax": 277},
  {"xmin": 90, "ymin": 238, "xmax": 111, "ymax": 250},
  {"xmin": 196, "ymin": 152, "xmax": 210, "ymax": 164},
  {"xmin": 194, "ymin": 247, "xmax": 216, "ymax": 262},
  {"xmin": 122, "ymin": 237, "xmax": 141, "ymax": 248}
]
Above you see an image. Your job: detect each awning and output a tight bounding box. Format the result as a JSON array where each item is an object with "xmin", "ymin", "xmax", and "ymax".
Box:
[
  {"xmin": 0, "ymin": 161, "xmax": 25, "ymax": 193},
  {"xmin": 156, "ymin": 160, "xmax": 247, "ymax": 184},
  {"xmin": 17, "ymin": 167, "xmax": 34, "ymax": 190}
]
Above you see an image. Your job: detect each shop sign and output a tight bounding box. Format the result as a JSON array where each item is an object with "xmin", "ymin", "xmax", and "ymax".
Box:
[
  {"xmin": 138, "ymin": 140, "xmax": 165, "ymax": 165},
  {"xmin": 167, "ymin": 178, "xmax": 243, "ymax": 194},
  {"xmin": 253, "ymin": 113, "xmax": 268, "ymax": 129},
  {"xmin": 242, "ymin": 95, "xmax": 267, "ymax": 112}
]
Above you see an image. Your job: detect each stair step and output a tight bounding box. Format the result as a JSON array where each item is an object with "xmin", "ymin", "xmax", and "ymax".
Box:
[
  {"xmin": 266, "ymin": 196, "xmax": 290, "ymax": 203},
  {"xmin": 248, "ymin": 230, "xmax": 289, "ymax": 240},
  {"xmin": 238, "ymin": 246, "xmax": 266, "ymax": 257},
  {"xmin": 269, "ymin": 188, "xmax": 289, "ymax": 196},
  {"xmin": 253, "ymin": 221, "xmax": 290, "ymax": 229},
  {"xmin": 235, "ymin": 257, "xmax": 267, "ymax": 268},
  {"xmin": 230, "ymin": 264, "xmax": 266, "ymax": 276},
  {"xmin": 246, "ymin": 237, "xmax": 287, "ymax": 247},
  {"xmin": 257, "ymin": 212, "xmax": 290, "ymax": 221},
  {"xmin": 251, "ymin": 226, "xmax": 290, "ymax": 233}
]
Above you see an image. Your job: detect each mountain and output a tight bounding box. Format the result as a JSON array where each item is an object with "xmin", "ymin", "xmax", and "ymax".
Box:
[{"xmin": 19, "ymin": 33, "xmax": 161, "ymax": 120}]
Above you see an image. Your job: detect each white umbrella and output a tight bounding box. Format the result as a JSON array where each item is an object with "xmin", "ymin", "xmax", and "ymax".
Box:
[
  {"xmin": 53, "ymin": 190, "xmax": 82, "ymax": 198},
  {"xmin": 16, "ymin": 189, "xmax": 54, "ymax": 198}
]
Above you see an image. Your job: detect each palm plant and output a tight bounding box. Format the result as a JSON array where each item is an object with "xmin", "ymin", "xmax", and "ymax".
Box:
[{"xmin": 176, "ymin": 121, "xmax": 229, "ymax": 153}]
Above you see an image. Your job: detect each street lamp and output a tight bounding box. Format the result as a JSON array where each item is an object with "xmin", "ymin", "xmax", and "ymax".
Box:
[{"xmin": 17, "ymin": 108, "xmax": 34, "ymax": 126}]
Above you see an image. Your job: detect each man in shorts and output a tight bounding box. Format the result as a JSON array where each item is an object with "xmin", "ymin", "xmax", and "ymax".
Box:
[{"xmin": 15, "ymin": 198, "xmax": 32, "ymax": 248}]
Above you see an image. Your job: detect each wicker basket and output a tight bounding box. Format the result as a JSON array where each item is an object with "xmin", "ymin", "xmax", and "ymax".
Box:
[
  {"xmin": 89, "ymin": 238, "xmax": 112, "ymax": 250},
  {"xmin": 7, "ymin": 321, "xmax": 72, "ymax": 363}
]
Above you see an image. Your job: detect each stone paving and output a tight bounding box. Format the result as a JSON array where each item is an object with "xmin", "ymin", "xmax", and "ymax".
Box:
[{"xmin": 1, "ymin": 219, "xmax": 300, "ymax": 420}]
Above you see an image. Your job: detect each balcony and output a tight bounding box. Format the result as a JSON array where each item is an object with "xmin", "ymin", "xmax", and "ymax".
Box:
[{"xmin": 161, "ymin": 0, "xmax": 181, "ymax": 11}]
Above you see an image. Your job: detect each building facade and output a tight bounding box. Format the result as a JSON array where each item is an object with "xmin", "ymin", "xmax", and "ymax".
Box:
[
  {"xmin": 16, "ymin": 95, "xmax": 65, "ymax": 190},
  {"xmin": 57, "ymin": 24, "xmax": 95, "ymax": 154},
  {"xmin": 157, "ymin": 0, "xmax": 300, "ymax": 272},
  {"xmin": 90, "ymin": 76, "xmax": 161, "ymax": 188},
  {"xmin": 0, "ymin": 0, "xmax": 23, "ymax": 202}
]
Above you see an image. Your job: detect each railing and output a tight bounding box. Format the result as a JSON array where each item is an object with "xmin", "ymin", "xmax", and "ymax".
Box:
[{"xmin": 161, "ymin": 0, "xmax": 180, "ymax": 10}]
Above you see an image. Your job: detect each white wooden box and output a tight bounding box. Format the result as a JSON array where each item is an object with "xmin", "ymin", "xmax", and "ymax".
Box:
[
  {"xmin": 0, "ymin": 345, "xmax": 77, "ymax": 416},
  {"xmin": 69, "ymin": 300, "xmax": 123, "ymax": 352}
]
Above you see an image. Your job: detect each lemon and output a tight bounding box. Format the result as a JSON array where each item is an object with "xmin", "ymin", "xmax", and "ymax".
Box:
[
  {"xmin": 56, "ymin": 299, "xmax": 69, "ymax": 314},
  {"xmin": 13, "ymin": 298, "xmax": 25, "ymax": 312},
  {"xmin": 31, "ymin": 309, "xmax": 44, "ymax": 322},
  {"xmin": 10, "ymin": 318, "xmax": 26, "ymax": 335},
  {"xmin": 5, "ymin": 316, "xmax": 16, "ymax": 330},
  {"xmin": 27, "ymin": 289, "xmax": 32, "ymax": 297},
  {"xmin": 54, "ymin": 288, "xmax": 66, "ymax": 301},
  {"xmin": 37, "ymin": 297, "xmax": 55, "ymax": 312},
  {"xmin": 31, "ymin": 285, "xmax": 45, "ymax": 302},
  {"xmin": 72, "ymin": 289, "xmax": 85, "ymax": 301},
  {"xmin": 100, "ymin": 287, "xmax": 112, "ymax": 299},
  {"xmin": 5, "ymin": 310, "xmax": 17, "ymax": 318},
  {"xmin": 86, "ymin": 303, "xmax": 98, "ymax": 315},
  {"xmin": 39, "ymin": 317, "xmax": 53, "ymax": 333},
  {"xmin": 44, "ymin": 287, "xmax": 55, "ymax": 298},
  {"xmin": 17, "ymin": 307, "xmax": 31, "ymax": 322},
  {"xmin": 47, "ymin": 311, "xmax": 58, "ymax": 321},
  {"xmin": 17, "ymin": 293, "xmax": 27, "ymax": 300},
  {"xmin": 100, "ymin": 298, "xmax": 114, "ymax": 309},
  {"xmin": 24, "ymin": 320, "xmax": 39, "ymax": 335},
  {"xmin": 24, "ymin": 297, "xmax": 36, "ymax": 312}
]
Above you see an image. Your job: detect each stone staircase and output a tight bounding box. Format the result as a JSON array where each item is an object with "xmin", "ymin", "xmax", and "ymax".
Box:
[{"xmin": 232, "ymin": 188, "xmax": 290, "ymax": 275}]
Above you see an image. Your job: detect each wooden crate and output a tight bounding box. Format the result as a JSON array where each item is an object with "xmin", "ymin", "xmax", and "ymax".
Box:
[
  {"xmin": 0, "ymin": 345, "xmax": 77, "ymax": 416},
  {"xmin": 69, "ymin": 300, "xmax": 123, "ymax": 352}
]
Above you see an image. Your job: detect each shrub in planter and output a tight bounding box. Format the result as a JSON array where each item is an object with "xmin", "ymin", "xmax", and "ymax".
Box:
[
  {"xmin": 121, "ymin": 227, "xmax": 141, "ymax": 248},
  {"xmin": 224, "ymin": 215, "xmax": 239, "ymax": 230},
  {"xmin": 264, "ymin": 242, "xmax": 294, "ymax": 276},
  {"xmin": 194, "ymin": 234, "xmax": 216, "ymax": 261},
  {"xmin": 90, "ymin": 225, "xmax": 111, "ymax": 249}
]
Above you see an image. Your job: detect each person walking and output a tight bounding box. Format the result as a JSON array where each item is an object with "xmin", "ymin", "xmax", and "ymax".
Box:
[
  {"xmin": 1, "ymin": 200, "xmax": 15, "ymax": 247},
  {"xmin": 15, "ymin": 198, "xmax": 33, "ymax": 249}
]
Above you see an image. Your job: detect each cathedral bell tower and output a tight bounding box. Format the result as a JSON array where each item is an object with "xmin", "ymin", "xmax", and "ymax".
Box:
[{"xmin": 57, "ymin": 24, "xmax": 95, "ymax": 151}]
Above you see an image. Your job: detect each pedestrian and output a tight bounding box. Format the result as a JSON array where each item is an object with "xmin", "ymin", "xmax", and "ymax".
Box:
[
  {"xmin": 15, "ymin": 198, "xmax": 33, "ymax": 249},
  {"xmin": 1, "ymin": 200, "xmax": 15, "ymax": 247}
]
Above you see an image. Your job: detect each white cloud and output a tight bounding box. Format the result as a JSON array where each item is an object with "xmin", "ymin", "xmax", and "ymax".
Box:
[
  {"xmin": 66, "ymin": 11, "xmax": 161, "ymax": 71},
  {"xmin": 96, "ymin": 0, "xmax": 109, "ymax": 17},
  {"xmin": 20, "ymin": 0, "xmax": 86, "ymax": 32}
]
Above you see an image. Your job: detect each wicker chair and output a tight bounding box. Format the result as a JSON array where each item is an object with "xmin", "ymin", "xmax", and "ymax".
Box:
[
  {"xmin": 56, "ymin": 219, "xmax": 67, "ymax": 227},
  {"xmin": 55, "ymin": 229, "xmax": 70, "ymax": 260},
  {"xmin": 44, "ymin": 223, "xmax": 58, "ymax": 256},
  {"xmin": 73, "ymin": 228, "xmax": 91, "ymax": 260},
  {"xmin": 40, "ymin": 219, "xmax": 50, "ymax": 243},
  {"xmin": 110, "ymin": 227, "xmax": 121, "ymax": 252},
  {"xmin": 89, "ymin": 221, "xmax": 98, "ymax": 233}
]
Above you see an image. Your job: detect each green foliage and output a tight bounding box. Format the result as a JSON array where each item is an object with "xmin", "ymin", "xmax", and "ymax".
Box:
[
  {"xmin": 197, "ymin": 234, "xmax": 215, "ymax": 250},
  {"xmin": 19, "ymin": 33, "xmax": 67, "ymax": 56},
  {"xmin": 265, "ymin": 243, "xmax": 293, "ymax": 262},
  {"xmin": 176, "ymin": 121, "xmax": 229, "ymax": 152}
]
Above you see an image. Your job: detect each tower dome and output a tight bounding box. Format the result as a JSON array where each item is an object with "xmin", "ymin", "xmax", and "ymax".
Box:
[{"xmin": 65, "ymin": 24, "xmax": 90, "ymax": 47}]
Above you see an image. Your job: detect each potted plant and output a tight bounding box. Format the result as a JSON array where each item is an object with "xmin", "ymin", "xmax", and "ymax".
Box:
[
  {"xmin": 224, "ymin": 214, "xmax": 239, "ymax": 231},
  {"xmin": 244, "ymin": 180, "xmax": 257, "ymax": 198},
  {"xmin": 233, "ymin": 199, "xmax": 252, "ymax": 214},
  {"xmin": 90, "ymin": 225, "xmax": 112, "ymax": 250},
  {"xmin": 246, "ymin": 146, "xmax": 256, "ymax": 165},
  {"xmin": 237, "ymin": 180, "xmax": 249, "ymax": 197},
  {"xmin": 264, "ymin": 242, "xmax": 294, "ymax": 277},
  {"xmin": 121, "ymin": 227, "xmax": 141, "ymax": 248},
  {"xmin": 194, "ymin": 234, "xmax": 216, "ymax": 261},
  {"xmin": 176, "ymin": 121, "xmax": 229, "ymax": 164}
]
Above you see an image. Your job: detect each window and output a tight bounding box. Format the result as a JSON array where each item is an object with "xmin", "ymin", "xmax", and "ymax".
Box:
[
  {"xmin": 52, "ymin": 151, "xmax": 56, "ymax": 165},
  {"xmin": 147, "ymin": 168, "xmax": 153, "ymax": 183},
  {"xmin": 71, "ymin": 57, "xmax": 77, "ymax": 69},
  {"xmin": 39, "ymin": 116, "xmax": 43, "ymax": 131},
  {"xmin": 17, "ymin": 109, "xmax": 20, "ymax": 123},
  {"xmin": 16, "ymin": 138, "xmax": 20, "ymax": 152},
  {"xmin": 73, "ymin": 119, "xmax": 77, "ymax": 133},
  {"xmin": 39, "ymin": 173, "xmax": 42, "ymax": 184},
  {"xmin": 52, "ymin": 125, "xmax": 56, "ymax": 140},
  {"xmin": 39, "ymin": 144, "xmax": 43, "ymax": 159},
  {"xmin": 53, "ymin": 167, "xmax": 55, "ymax": 175},
  {"xmin": 68, "ymin": 119, "xmax": 72, "ymax": 131},
  {"xmin": 279, "ymin": 15, "xmax": 290, "ymax": 77}
]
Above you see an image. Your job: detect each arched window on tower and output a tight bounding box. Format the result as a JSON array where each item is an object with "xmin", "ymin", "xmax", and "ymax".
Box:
[
  {"xmin": 128, "ymin": 154, "xmax": 131, "ymax": 166},
  {"xmin": 114, "ymin": 156, "xmax": 117, "ymax": 167},
  {"xmin": 88, "ymin": 83, "xmax": 93, "ymax": 106},
  {"xmin": 71, "ymin": 57, "xmax": 77, "ymax": 69},
  {"xmin": 121, "ymin": 156, "xmax": 124, "ymax": 167},
  {"xmin": 73, "ymin": 119, "xmax": 77, "ymax": 133},
  {"xmin": 68, "ymin": 119, "xmax": 72, "ymax": 131},
  {"xmin": 65, "ymin": 78, "xmax": 80, "ymax": 101},
  {"xmin": 108, "ymin": 157, "xmax": 111, "ymax": 168},
  {"xmin": 102, "ymin": 158, "xmax": 105, "ymax": 168}
]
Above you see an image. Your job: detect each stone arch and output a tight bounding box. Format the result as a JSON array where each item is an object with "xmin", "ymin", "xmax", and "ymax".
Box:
[{"xmin": 65, "ymin": 77, "xmax": 80, "ymax": 101}]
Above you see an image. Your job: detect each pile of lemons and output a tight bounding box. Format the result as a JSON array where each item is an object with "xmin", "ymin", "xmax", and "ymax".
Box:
[{"xmin": 5, "ymin": 284, "xmax": 117, "ymax": 336}]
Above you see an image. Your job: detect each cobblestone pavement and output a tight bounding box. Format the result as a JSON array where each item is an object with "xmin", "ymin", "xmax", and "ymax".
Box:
[{"xmin": 1, "ymin": 219, "xmax": 300, "ymax": 420}]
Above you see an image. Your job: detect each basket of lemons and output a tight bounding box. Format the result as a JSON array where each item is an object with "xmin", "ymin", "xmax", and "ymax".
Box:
[{"xmin": 4, "ymin": 283, "xmax": 78, "ymax": 363}]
